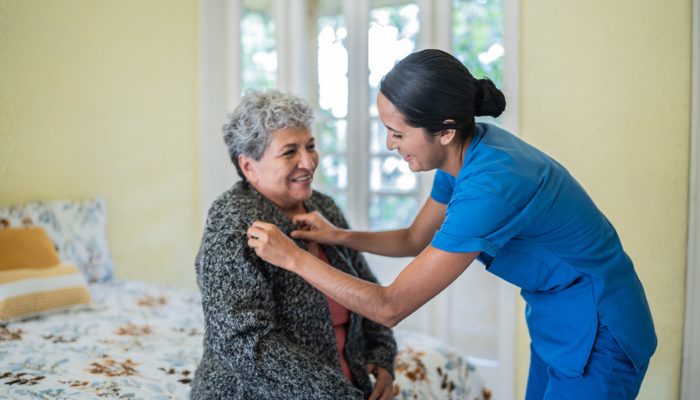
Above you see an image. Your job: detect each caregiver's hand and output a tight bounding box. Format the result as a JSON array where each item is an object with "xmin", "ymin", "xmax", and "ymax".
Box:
[
  {"xmin": 247, "ymin": 221, "xmax": 303, "ymax": 270},
  {"xmin": 290, "ymin": 211, "xmax": 345, "ymax": 244}
]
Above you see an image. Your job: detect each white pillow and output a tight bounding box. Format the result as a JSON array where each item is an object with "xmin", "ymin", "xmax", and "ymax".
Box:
[{"xmin": 0, "ymin": 196, "xmax": 115, "ymax": 283}]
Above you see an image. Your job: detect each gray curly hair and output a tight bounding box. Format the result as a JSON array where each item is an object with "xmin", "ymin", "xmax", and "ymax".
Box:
[{"xmin": 223, "ymin": 89, "xmax": 315, "ymax": 181}]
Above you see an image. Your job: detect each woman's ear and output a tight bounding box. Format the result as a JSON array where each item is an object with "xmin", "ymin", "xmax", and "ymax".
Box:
[
  {"xmin": 439, "ymin": 129, "xmax": 457, "ymax": 146},
  {"xmin": 238, "ymin": 154, "xmax": 258, "ymax": 183}
]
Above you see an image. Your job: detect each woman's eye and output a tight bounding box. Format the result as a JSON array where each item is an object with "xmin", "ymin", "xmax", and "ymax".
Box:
[
  {"xmin": 393, "ymin": 134, "xmax": 402, "ymax": 139},
  {"xmin": 284, "ymin": 150, "xmax": 295, "ymax": 156},
  {"xmin": 307, "ymin": 144, "xmax": 316, "ymax": 150}
]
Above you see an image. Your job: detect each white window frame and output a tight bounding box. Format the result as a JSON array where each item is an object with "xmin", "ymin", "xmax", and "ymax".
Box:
[{"xmin": 199, "ymin": 1, "xmax": 519, "ymax": 398}]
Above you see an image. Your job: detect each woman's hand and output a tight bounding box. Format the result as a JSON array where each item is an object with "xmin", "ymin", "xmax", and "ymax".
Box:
[
  {"xmin": 290, "ymin": 211, "xmax": 345, "ymax": 244},
  {"xmin": 367, "ymin": 363, "xmax": 394, "ymax": 400},
  {"xmin": 247, "ymin": 221, "xmax": 304, "ymax": 270}
]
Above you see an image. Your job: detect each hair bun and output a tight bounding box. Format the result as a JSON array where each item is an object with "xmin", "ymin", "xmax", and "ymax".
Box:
[{"xmin": 474, "ymin": 78, "xmax": 506, "ymax": 118}]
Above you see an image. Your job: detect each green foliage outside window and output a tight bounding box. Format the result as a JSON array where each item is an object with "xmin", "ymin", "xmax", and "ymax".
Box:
[
  {"xmin": 452, "ymin": 0, "xmax": 503, "ymax": 86},
  {"xmin": 241, "ymin": 11, "xmax": 277, "ymax": 93}
]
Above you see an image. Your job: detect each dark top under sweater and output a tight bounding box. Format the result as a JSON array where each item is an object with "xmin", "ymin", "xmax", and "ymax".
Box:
[{"xmin": 190, "ymin": 182, "xmax": 397, "ymax": 400}]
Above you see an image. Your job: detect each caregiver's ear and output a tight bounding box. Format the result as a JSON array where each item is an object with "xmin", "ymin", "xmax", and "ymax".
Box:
[
  {"xmin": 439, "ymin": 128, "xmax": 457, "ymax": 145},
  {"xmin": 238, "ymin": 154, "xmax": 259, "ymax": 183}
]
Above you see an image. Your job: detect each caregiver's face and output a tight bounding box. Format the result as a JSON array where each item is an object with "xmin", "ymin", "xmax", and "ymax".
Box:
[
  {"xmin": 248, "ymin": 127, "xmax": 318, "ymax": 209},
  {"xmin": 378, "ymin": 92, "xmax": 443, "ymax": 173}
]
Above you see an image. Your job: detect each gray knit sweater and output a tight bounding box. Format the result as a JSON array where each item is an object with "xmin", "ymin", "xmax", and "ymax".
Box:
[{"xmin": 191, "ymin": 182, "xmax": 397, "ymax": 400}]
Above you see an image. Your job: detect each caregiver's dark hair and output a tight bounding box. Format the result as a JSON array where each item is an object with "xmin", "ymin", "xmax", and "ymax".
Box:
[{"xmin": 379, "ymin": 49, "xmax": 506, "ymax": 148}]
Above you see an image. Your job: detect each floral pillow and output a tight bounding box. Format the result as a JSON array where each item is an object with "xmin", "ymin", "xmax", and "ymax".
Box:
[
  {"xmin": 0, "ymin": 196, "xmax": 115, "ymax": 283},
  {"xmin": 392, "ymin": 329, "xmax": 492, "ymax": 400}
]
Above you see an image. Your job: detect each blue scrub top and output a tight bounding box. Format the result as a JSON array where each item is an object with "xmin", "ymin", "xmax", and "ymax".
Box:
[{"xmin": 430, "ymin": 123, "xmax": 656, "ymax": 377}]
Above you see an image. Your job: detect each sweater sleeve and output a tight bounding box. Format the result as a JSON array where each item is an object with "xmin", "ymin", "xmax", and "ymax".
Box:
[{"xmin": 197, "ymin": 211, "xmax": 363, "ymax": 399}]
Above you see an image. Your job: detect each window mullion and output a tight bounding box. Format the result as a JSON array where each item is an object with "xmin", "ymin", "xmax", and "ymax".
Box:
[
  {"xmin": 502, "ymin": 0, "xmax": 520, "ymax": 137},
  {"xmin": 433, "ymin": 0, "xmax": 452, "ymax": 51},
  {"xmin": 416, "ymin": 0, "xmax": 449, "ymax": 206},
  {"xmin": 272, "ymin": 0, "xmax": 289, "ymax": 92},
  {"xmin": 344, "ymin": 0, "xmax": 371, "ymax": 231},
  {"xmin": 273, "ymin": 0, "xmax": 308, "ymax": 95},
  {"xmin": 416, "ymin": 0, "xmax": 432, "ymax": 50},
  {"xmin": 287, "ymin": 0, "xmax": 308, "ymax": 97}
]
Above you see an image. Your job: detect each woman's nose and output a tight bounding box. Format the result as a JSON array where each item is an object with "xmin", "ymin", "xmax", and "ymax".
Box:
[{"xmin": 298, "ymin": 150, "xmax": 316, "ymax": 170}]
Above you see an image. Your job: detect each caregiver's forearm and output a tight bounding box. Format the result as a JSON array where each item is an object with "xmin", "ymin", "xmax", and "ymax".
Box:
[
  {"xmin": 336, "ymin": 228, "xmax": 425, "ymax": 258},
  {"xmin": 291, "ymin": 250, "xmax": 404, "ymax": 327},
  {"xmin": 336, "ymin": 197, "xmax": 446, "ymax": 257},
  {"xmin": 290, "ymin": 244, "xmax": 478, "ymax": 328}
]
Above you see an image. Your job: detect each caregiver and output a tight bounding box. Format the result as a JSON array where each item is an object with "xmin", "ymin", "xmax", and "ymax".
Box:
[{"xmin": 247, "ymin": 49, "xmax": 656, "ymax": 399}]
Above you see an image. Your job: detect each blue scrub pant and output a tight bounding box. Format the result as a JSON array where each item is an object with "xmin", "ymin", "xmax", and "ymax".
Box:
[{"xmin": 525, "ymin": 324, "xmax": 649, "ymax": 400}]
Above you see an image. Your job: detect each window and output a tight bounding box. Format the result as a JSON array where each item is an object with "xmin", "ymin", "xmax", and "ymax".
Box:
[
  {"xmin": 314, "ymin": 6, "xmax": 349, "ymax": 210},
  {"xmin": 452, "ymin": 0, "xmax": 504, "ymax": 86},
  {"xmin": 240, "ymin": 0, "xmax": 277, "ymax": 93},
  {"xmin": 309, "ymin": 1, "xmax": 423, "ymax": 230},
  {"xmin": 448, "ymin": 0, "xmax": 506, "ymax": 371},
  {"xmin": 367, "ymin": 2, "xmax": 421, "ymax": 230}
]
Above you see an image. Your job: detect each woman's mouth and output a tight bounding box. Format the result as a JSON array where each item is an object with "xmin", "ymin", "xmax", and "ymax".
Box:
[{"xmin": 291, "ymin": 174, "xmax": 312, "ymax": 183}]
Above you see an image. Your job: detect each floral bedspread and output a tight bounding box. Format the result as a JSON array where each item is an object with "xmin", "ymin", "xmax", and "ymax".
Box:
[
  {"xmin": 392, "ymin": 330, "xmax": 491, "ymax": 400},
  {"xmin": 0, "ymin": 280, "xmax": 489, "ymax": 400}
]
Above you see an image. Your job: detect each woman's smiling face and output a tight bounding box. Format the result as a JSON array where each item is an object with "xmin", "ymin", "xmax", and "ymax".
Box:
[
  {"xmin": 241, "ymin": 127, "xmax": 318, "ymax": 210},
  {"xmin": 378, "ymin": 92, "xmax": 446, "ymax": 173}
]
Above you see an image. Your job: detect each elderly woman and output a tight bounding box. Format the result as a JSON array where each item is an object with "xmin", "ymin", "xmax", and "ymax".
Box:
[{"xmin": 191, "ymin": 90, "xmax": 397, "ymax": 400}]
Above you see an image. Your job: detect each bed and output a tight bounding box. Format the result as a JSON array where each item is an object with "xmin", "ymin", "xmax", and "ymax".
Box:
[{"xmin": 0, "ymin": 197, "xmax": 491, "ymax": 400}]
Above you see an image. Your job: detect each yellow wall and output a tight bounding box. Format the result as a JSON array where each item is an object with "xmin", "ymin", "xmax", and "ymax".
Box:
[
  {"xmin": 0, "ymin": 0, "xmax": 201, "ymax": 289},
  {"xmin": 518, "ymin": 1, "xmax": 691, "ymax": 399}
]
